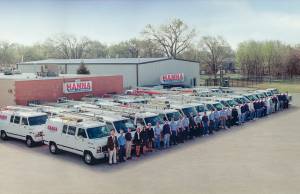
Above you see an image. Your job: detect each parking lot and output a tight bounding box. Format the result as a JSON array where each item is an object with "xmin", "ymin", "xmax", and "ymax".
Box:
[{"xmin": 0, "ymin": 94, "xmax": 299, "ymax": 194}]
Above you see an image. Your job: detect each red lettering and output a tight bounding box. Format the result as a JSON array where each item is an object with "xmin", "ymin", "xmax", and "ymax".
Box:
[
  {"xmin": 47, "ymin": 125, "xmax": 58, "ymax": 131},
  {"xmin": 0, "ymin": 115, "xmax": 7, "ymax": 120}
]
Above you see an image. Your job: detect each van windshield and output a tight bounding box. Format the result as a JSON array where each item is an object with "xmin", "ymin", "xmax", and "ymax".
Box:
[
  {"xmin": 227, "ymin": 100, "xmax": 239, "ymax": 107},
  {"xmin": 113, "ymin": 119, "xmax": 135, "ymax": 133},
  {"xmin": 87, "ymin": 126, "xmax": 110, "ymax": 139},
  {"xmin": 144, "ymin": 116, "xmax": 163, "ymax": 126},
  {"xmin": 166, "ymin": 111, "xmax": 181, "ymax": 121},
  {"xmin": 213, "ymin": 103, "xmax": 224, "ymax": 111},
  {"xmin": 182, "ymin": 107, "xmax": 197, "ymax": 117},
  {"xmin": 246, "ymin": 95, "xmax": 258, "ymax": 101},
  {"xmin": 28, "ymin": 115, "xmax": 48, "ymax": 126},
  {"xmin": 195, "ymin": 105, "xmax": 208, "ymax": 113}
]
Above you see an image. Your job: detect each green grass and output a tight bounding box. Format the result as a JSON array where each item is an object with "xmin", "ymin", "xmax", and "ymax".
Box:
[{"xmin": 254, "ymin": 82, "xmax": 300, "ymax": 93}]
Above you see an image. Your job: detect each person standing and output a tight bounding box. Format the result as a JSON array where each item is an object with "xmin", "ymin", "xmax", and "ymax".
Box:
[
  {"xmin": 231, "ymin": 106, "xmax": 239, "ymax": 126},
  {"xmin": 182, "ymin": 115, "xmax": 189, "ymax": 141},
  {"xmin": 177, "ymin": 116, "xmax": 184, "ymax": 143},
  {"xmin": 125, "ymin": 128, "xmax": 132, "ymax": 160},
  {"xmin": 202, "ymin": 112, "xmax": 209, "ymax": 136},
  {"xmin": 147, "ymin": 123, "xmax": 154, "ymax": 152},
  {"xmin": 118, "ymin": 129, "xmax": 126, "ymax": 162},
  {"xmin": 189, "ymin": 113, "xmax": 196, "ymax": 139},
  {"xmin": 220, "ymin": 108, "xmax": 227, "ymax": 129},
  {"xmin": 213, "ymin": 109, "xmax": 220, "ymax": 130},
  {"xmin": 107, "ymin": 129, "xmax": 118, "ymax": 165},
  {"xmin": 162, "ymin": 120, "xmax": 171, "ymax": 149},
  {"xmin": 153, "ymin": 122, "xmax": 161, "ymax": 150},
  {"xmin": 226, "ymin": 107, "xmax": 232, "ymax": 128},
  {"xmin": 194, "ymin": 112, "xmax": 202, "ymax": 137},
  {"xmin": 208, "ymin": 111, "xmax": 215, "ymax": 134},
  {"xmin": 133, "ymin": 128, "xmax": 142, "ymax": 159},
  {"xmin": 140, "ymin": 126, "xmax": 149, "ymax": 154},
  {"xmin": 170, "ymin": 118, "xmax": 178, "ymax": 145}
]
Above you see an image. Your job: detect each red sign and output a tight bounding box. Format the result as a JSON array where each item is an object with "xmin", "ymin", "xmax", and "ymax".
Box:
[
  {"xmin": 63, "ymin": 80, "xmax": 92, "ymax": 94},
  {"xmin": 0, "ymin": 115, "xmax": 7, "ymax": 120},
  {"xmin": 47, "ymin": 125, "xmax": 58, "ymax": 132},
  {"xmin": 160, "ymin": 73, "xmax": 184, "ymax": 84}
]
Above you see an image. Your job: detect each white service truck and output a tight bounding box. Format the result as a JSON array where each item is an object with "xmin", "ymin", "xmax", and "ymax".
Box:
[
  {"xmin": 43, "ymin": 116, "xmax": 110, "ymax": 164},
  {"xmin": 0, "ymin": 109, "xmax": 47, "ymax": 147}
]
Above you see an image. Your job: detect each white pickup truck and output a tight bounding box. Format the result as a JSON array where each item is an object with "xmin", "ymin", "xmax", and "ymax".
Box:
[
  {"xmin": 0, "ymin": 109, "xmax": 47, "ymax": 147},
  {"xmin": 43, "ymin": 116, "xmax": 109, "ymax": 165}
]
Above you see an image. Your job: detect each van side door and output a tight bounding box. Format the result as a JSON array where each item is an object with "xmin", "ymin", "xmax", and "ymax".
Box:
[
  {"xmin": 76, "ymin": 128, "xmax": 87, "ymax": 151},
  {"xmin": 20, "ymin": 117, "xmax": 29, "ymax": 138},
  {"xmin": 66, "ymin": 125, "xmax": 81, "ymax": 154},
  {"xmin": 11, "ymin": 115, "xmax": 23, "ymax": 140}
]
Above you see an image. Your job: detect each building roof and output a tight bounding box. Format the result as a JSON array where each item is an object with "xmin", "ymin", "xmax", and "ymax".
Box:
[
  {"xmin": 18, "ymin": 57, "xmax": 199, "ymax": 65},
  {"xmin": 0, "ymin": 73, "xmax": 118, "ymax": 81}
]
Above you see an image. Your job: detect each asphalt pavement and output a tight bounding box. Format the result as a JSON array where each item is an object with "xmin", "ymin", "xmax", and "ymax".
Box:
[{"xmin": 0, "ymin": 94, "xmax": 300, "ymax": 194}]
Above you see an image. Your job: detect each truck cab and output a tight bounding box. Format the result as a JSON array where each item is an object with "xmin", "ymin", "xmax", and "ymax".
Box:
[
  {"xmin": 44, "ymin": 115, "xmax": 109, "ymax": 165},
  {"xmin": 0, "ymin": 108, "xmax": 47, "ymax": 147}
]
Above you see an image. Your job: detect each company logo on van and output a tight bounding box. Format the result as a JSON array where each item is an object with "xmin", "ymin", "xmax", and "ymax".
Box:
[
  {"xmin": 47, "ymin": 125, "xmax": 58, "ymax": 131},
  {"xmin": 0, "ymin": 115, "xmax": 7, "ymax": 120},
  {"xmin": 63, "ymin": 80, "xmax": 92, "ymax": 94}
]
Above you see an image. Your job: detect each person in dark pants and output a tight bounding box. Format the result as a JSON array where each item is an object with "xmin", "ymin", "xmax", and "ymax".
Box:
[
  {"xmin": 133, "ymin": 128, "xmax": 142, "ymax": 159},
  {"xmin": 202, "ymin": 112, "xmax": 209, "ymax": 136},
  {"xmin": 177, "ymin": 116, "xmax": 184, "ymax": 143},
  {"xmin": 147, "ymin": 123, "xmax": 154, "ymax": 152},
  {"xmin": 117, "ymin": 129, "xmax": 126, "ymax": 162},
  {"xmin": 162, "ymin": 120, "xmax": 171, "ymax": 148},
  {"xmin": 140, "ymin": 126, "xmax": 149, "ymax": 154},
  {"xmin": 170, "ymin": 118, "xmax": 178, "ymax": 145},
  {"xmin": 231, "ymin": 107, "xmax": 239, "ymax": 126},
  {"xmin": 182, "ymin": 115, "xmax": 189, "ymax": 141},
  {"xmin": 189, "ymin": 113, "xmax": 196, "ymax": 139},
  {"xmin": 125, "ymin": 128, "xmax": 132, "ymax": 160}
]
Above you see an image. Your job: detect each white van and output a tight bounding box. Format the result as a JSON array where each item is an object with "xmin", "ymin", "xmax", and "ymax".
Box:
[
  {"xmin": 0, "ymin": 109, "xmax": 47, "ymax": 147},
  {"xmin": 44, "ymin": 116, "xmax": 110, "ymax": 164}
]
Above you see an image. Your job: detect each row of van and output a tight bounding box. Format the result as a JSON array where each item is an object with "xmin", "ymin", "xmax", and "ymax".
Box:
[{"xmin": 0, "ymin": 87, "xmax": 289, "ymax": 164}]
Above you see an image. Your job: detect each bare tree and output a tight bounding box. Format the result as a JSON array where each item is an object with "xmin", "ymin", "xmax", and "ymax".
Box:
[
  {"xmin": 142, "ymin": 18, "xmax": 196, "ymax": 58},
  {"xmin": 46, "ymin": 34, "xmax": 91, "ymax": 59},
  {"xmin": 199, "ymin": 36, "xmax": 233, "ymax": 79}
]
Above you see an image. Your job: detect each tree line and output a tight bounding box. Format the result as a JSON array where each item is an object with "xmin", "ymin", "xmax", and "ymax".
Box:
[{"xmin": 1, "ymin": 18, "xmax": 300, "ymax": 78}]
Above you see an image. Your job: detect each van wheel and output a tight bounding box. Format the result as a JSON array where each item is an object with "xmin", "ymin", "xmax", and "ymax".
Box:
[
  {"xmin": 83, "ymin": 151, "xmax": 95, "ymax": 165},
  {"xmin": 26, "ymin": 136, "xmax": 34, "ymax": 147},
  {"xmin": 1, "ymin": 131, "xmax": 8, "ymax": 140},
  {"xmin": 49, "ymin": 142, "xmax": 59, "ymax": 154}
]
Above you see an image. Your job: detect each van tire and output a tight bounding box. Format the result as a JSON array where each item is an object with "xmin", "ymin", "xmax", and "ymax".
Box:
[
  {"xmin": 1, "ymin": 131, "xmax": 8, "ymax": 140},
  {"xmin": 26, "ymin": 136, "xmax": 34, "ymax": 147},
  {"xmin": 83, "ymin": 151, "xmax": 95, "ymax": 165},
  {"xmin": 49, "ymin": 142, "xmax": 59, "ymax": 154}
]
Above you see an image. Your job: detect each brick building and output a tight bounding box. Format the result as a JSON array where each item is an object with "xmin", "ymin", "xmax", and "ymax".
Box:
[{"xmin": 0, "ymin": 73, "xmax": 123, "ymax": 106}]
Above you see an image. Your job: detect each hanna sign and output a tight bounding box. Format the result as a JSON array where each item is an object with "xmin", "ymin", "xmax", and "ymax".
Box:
[
  {"xmin": 63, "ymin": 80, "xmax": 92, "ymax": 94},
  {"xmin": 160, "ymin": 73, "xmax": 184, "ymax": 84}
]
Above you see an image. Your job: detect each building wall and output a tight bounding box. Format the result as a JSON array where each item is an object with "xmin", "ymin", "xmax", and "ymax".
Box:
[
  {"xmin": 0, "ymin": 79, "xmax": 16, "ymax": 106},
  {"xmin": 65, "ymin": 64, "xmax": 137, "ymax": 89},
  {"xmin": 14, "ymin": 75, "xmax": 123, "ymax": 105},
  {"xmin": 18, "ymin": 64, "xmax": 41, "ymax": 73},
  {"xmin": 138, "ymin": 60, "xmax": 200, "ymax": 86}
]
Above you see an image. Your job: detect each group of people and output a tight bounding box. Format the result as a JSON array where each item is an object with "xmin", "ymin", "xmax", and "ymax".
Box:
[{"xmin": 106, "ymin": 93, "xmax": 290, "ymax": 165}]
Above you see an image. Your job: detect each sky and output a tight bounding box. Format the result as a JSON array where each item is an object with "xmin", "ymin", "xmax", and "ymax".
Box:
[{"xmin": 1, "ymin": 0, "xmax": 300, "ymax": 48}]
